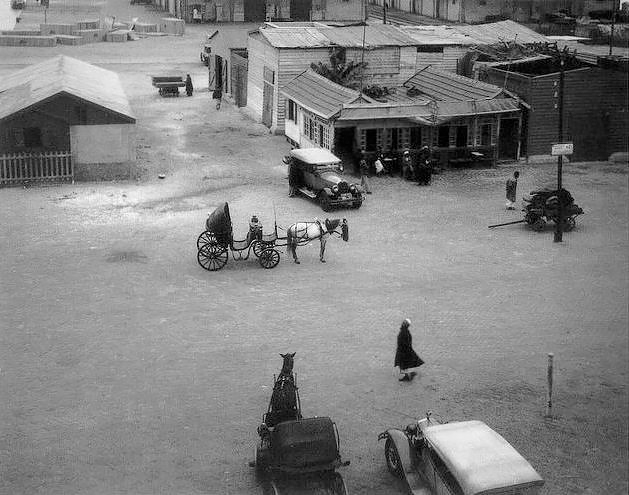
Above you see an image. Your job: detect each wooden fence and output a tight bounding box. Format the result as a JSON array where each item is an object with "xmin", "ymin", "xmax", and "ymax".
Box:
[{"xmin": 0, "ymin": 151, "xmax": 73, "ymax": 185}]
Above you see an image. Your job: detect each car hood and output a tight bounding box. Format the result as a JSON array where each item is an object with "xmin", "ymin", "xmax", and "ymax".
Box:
[{"xmin": 318, "ymin": 171, "xmax": 347, "ymax": 185}]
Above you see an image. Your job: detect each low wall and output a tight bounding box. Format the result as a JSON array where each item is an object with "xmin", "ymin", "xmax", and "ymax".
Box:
[
  {"xmin": 159, "ymin": 17, "xmax": 184, "ymax": 35},
  {"xmin": 0, "ymin": 35, "xmax": 56, "ymax": 46},
  {"xmin": 72, "ymin": 28, "xmax": 104, "ymax": 42},
  {"xmin": 40, "ymin": 23, "xmax": 77, "ymax": 35},
  {"xmin": 73, "ymin": 161, "xmax": 133, "ymax": 181}
]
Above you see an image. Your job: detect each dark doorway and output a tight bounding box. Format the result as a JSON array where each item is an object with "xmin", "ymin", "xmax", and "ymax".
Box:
[
  {"xmin": 244, "ymin": 0, "xmax": 266, "ymax": 21},
  {"xmin": 290, "ymin": 0, "xmax": 311, "ymax": 20},
  {"xmin": 438, "ymin": 126, "xmax": 450, "ymax": 147},
  {"xmin": 365, "ymin": 129, "xmax": 377, "ymax": 151},
  {"xmin": 455, "ymin": 125, "xmax": 468, "ymax": 147},
  {"xmin": 498, "ymin": 118, "xmax": 519, "ymax": 160}
]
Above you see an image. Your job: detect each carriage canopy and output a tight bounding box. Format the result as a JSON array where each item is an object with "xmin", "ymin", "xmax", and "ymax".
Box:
[
  {"xmin": 205, "ymin": 202, "xmax": 233, "ymax": 244},
  {"xmin": 271, "ymin": 417, "xmax": 339, "ymax": 470}
]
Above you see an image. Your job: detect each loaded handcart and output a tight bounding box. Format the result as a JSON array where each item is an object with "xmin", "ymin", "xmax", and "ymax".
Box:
[
  {"xmin": 197, "ymin": 202, "xmax": 281, "ymax": 271},
  {"xmin": 489, "ymin": 187, "xmax": 584, "ymax": 232},
  {"xmin": 151, "ymin": 75, "xmax": 187, "ymax": 97}
]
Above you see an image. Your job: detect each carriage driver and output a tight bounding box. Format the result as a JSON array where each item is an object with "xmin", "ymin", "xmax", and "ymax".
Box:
[{"xmin": 247, "ymin": 215, "xmax": 263, "ymax": 244}]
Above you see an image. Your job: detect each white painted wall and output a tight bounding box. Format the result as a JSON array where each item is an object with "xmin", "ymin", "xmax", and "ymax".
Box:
[{"xmin": 70, "ymin": 124, "xmax": 136, "ymax": 164}]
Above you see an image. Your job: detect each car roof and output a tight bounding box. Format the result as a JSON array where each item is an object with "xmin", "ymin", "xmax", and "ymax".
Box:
[
  {"xmin": 423, "ymin": 421, "xmax": 544, "ymax": 495},
  {"xmin": 290, "ymin": 148, "xmax": 340, "ymax": 164}
]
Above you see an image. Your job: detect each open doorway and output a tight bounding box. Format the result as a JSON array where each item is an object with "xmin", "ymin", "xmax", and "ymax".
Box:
[{"xmin": 498, "ymin": 118, "xmax": 519, "ymax": 160}]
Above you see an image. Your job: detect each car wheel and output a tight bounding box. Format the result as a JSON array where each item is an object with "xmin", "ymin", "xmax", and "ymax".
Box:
[
  {"xmin": 319, "ymin": 193, "xmax": 331, "ymax": 212},
  {"xmin": 385, "ymin": 437, "xmax": 404, "ymax": 479}
]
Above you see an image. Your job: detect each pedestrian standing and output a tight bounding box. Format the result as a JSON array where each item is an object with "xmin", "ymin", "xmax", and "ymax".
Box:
[
  {"xmin": 505, "ymin": 170, "xmax": 520, "ymax": 210},
  {"xmin": 359, "ymin": 151, "xmax": 372, "ymax": 194},
  {"xmin": 401, "ymin": 150, "xmax": 413, "ymax": 180},
  {"xmin": 185, "ymin": 74, "xmax": 193, "ymax": 97},
  {"xmin": 286, "ymin": 156, "xmax": 300, "ymax": 197},
  {"xmin": 394, "ymin": 318, "xmax": 424, "ymax": 381}
]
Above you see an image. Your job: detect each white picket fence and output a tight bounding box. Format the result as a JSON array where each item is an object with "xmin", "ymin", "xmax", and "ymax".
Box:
[{"xmin": 0, "ymin": 151, "xmax": 73, "ymax": 185}]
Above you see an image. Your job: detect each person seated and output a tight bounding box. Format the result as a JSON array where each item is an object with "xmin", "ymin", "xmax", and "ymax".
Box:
[{"xmin": 247, "ymin": 215, "xmax": 263, "ymax": 244}]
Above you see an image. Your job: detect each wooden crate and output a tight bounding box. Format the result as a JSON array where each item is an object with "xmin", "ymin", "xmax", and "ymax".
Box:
[
  {"xmin": 159, "ymin": 17, "xmax": 184, "ymax": 35},
  {"xmin": 106, "ymin": 30, "xmax": 129, "ymax": 42},
  {"xmin": 40, "ymin": 23, "xmax": 77, "ymax": 36}
]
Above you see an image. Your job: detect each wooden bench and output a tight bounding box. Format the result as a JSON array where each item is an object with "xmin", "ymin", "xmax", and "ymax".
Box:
[{"xmin": 151, "ymin": 75, "xmax": 186, "ymax": 97}]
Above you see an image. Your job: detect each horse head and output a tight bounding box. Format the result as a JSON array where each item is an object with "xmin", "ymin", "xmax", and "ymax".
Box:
[
  {"xmin": 324, "ymin": 218, "xmax": 349, "ymax": 242},
  {"xmin": 279, "ymin": 352, "xmax": 295, "ymax": 375}
]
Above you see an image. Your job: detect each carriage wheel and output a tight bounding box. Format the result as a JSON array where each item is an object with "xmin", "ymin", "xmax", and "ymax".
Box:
[
  {"xmin": 263, "ymin": 481, "xmax": 280, "ymax": 495},
  {"xmin": 385, "ymin": 437, "xmax": 404, "ymax": 479},
  {"xmin": 197, "ymin": 231, "xmax": 217, "ymax": 249},
  {"xmin": 319, "ymin": 193, "xmax": 332, "ymax": 212},
  {"xmin": 327, "ymin": 472, "xmax": 348, "ymax": 495},
  {"xmin": 259, "ymin": 249, "xmax": 280, "ymax": 269},
  {"xmin": 531, "ymin": 218, "xmax": 546, "ymax": 232},
  {"xmin": 253, "ymin": 240, "xmax": 274, "ymax": 258},
  {"xmin": 197, "ymin": 244, "xmax": 228, "ymax": 271}
]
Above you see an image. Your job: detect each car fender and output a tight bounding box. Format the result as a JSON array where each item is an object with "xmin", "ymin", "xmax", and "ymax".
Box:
[
  {"xmin": 383, "ymin": 429, "xmax": 414, "ymax": 473},
  {"xmin": 321, "ymin": 187, "xmax": 333, "ymax": 197}
]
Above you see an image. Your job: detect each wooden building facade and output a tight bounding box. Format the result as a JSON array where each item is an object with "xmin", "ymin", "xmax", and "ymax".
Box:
[
  {"xmin": 281, "ymin": 68, "xmax": 522, "ymax": 168},
  {"xmin": 246, "ymin": 23, "xmax": 476, "ymax": 134},
  {"xmin": 206, "ymin": 29, "xmax": 249, "ymax": 107},
  {"xmin": 481, "ymin": 56, "xmax": 628, "ymax": 160}
]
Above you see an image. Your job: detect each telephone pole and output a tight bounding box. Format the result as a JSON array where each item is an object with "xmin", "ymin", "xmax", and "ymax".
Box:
[{"xmin": 553, "ymin": 53, "xmax": 565, "ymax": 243}]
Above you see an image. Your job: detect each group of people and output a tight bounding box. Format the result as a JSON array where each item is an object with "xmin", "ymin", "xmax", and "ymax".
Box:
[{"xmin": 358, "ymin": 146, "xmax": 435, "ymax": 193}]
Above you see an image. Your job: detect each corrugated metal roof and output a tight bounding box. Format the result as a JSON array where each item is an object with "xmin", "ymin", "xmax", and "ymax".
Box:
[
  {"xmin": 0, "ymin": 55, "xmax": 135, "ymax": 122},
  {"xmin": 404, "ymin": 65, "xmax": 503, "ymax": 101},
  {"xmin": 258, "ymin": 26, "xmax": 332, "ymax": 48},
  {"xmin": 338, "ymin": 98, "xmax": 519, "ymax": 124},
  {"xmin": 319, "ymin": 25, "xmax": 419, "ymax": 48},
  {"xmin": 453, "ymin": 20, "xmax": 548, "ymax": 45},
  {"xmin": 400, "ymin": 25, "xmax": 477, "ymax": 45},
  {"xmin": 280, "ymin": 70, "xmax": 364, "ymax": 119},
  {"xmin": 256, "ymin": 20, "xmax": 548, "ymax": 49},
  {"xmin": 208, "ymin": 27, "xmax": 250, "ymax": 50}
]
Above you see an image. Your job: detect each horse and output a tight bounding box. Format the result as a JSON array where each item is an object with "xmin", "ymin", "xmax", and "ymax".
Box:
[
  {"xmin": 266, "ymin": 353, "xmax": 301, "ymax": 427},
  {"xmin": 286, "ymin": 218, "xmax": 349, "ymax": 264}
]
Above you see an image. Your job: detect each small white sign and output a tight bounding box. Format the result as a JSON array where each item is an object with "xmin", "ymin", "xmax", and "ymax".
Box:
[{"xmin": 551, "ymin": 142, "xmax": 574, "ymax": 156}]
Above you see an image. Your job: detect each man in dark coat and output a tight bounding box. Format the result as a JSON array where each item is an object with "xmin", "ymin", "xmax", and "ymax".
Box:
[
  {"xmin": 394, "ymin": 318, "xmax": 424, "ymax": 381},
  {"xmin": 185, "ymin": 74, "xmax": 193, "ymax": 97},
  {"xmin": 506, "ymin": 170, "xmax": 520, "ymax": 210}
]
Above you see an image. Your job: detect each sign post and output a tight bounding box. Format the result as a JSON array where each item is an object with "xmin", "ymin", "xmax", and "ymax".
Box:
[
  {"xmin": 546, "ymin": 353, "xmax": 554, "ymax": 417},
  {"xmin": 553, "ymin": 54, "xmax": 566, "ymax": 243}
]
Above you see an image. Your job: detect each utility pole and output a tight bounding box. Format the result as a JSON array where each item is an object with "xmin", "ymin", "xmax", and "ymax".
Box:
[
  {"xmin": 609, "ymin": 0, "xmax": 617, "ymax": 56},
  {"xmin": 383, "ymin": 1, "xmax": 387, "ymax": 24},
  {"xmin": 553, "ymin": 53, "xmax": 565, "ymax": 243}
]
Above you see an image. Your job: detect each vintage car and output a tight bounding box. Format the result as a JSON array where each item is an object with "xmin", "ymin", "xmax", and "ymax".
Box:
[
  {"xmin": 379, "ymin": 414, "xmax": 544, "ymax": 495},
  {"xmin": 288, "ymin": 148, "xmax": 362, "ymax": 212}
]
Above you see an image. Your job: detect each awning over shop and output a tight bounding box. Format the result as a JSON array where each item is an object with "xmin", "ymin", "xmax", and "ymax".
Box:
[{"xmin": 338, "ymin": 98, "xmax": 519, "ymax": 125}]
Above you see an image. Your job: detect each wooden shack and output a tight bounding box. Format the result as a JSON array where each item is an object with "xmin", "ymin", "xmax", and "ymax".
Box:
[
  {"xmin": 0, "ymin": 56, "xmax": 136, "ymax": 184},
  {"xmin": 481, "ymin": 55, "xmax": 628, "ymax": 161},
  {"xmin": 206, "ymin": 28, "xmax": 249, "ymax": 107}
]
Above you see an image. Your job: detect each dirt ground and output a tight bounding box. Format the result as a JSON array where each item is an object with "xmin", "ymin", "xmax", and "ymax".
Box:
[{"xmin": 1, "ymin": 5, "xmax": 628, "ymax": 495}]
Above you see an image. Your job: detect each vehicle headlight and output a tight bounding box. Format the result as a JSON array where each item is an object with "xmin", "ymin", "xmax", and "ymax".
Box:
[
  {"xmin": 332, "ymin": 185, "xmax": 339, "ymax": 195},
  {"xmin": 349, "ymin": 185, "xmax": 357, "ymax": 194}
]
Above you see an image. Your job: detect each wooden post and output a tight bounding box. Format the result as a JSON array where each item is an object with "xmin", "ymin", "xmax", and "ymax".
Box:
[{"xmin": 546, "ymin": 353, "xmax": 554, "ymax": 417}]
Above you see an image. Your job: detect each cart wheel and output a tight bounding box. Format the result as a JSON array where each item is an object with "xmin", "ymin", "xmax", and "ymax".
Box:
[
  {"xmin": 319, "ymin": 193, "xmax": 332, "ymax": 212},
  {"xmin": 259, "ymin": 249, "xmax": 280, "ymax": 269},
  {"xmin": 197, "ymin": 244, "xmax": 228, "ymax": 271},
  {"xmin": 263, "ymin": 481, "xmax": 280, "ymax": 495},
  {"xmin": 253, "ymin": 240, "xmax": 274, "ymax": 258},
  {"xmin": 531, "ymin": 218, "xmax": 546, "ymax": 232},
  {"xmin": 253, "ymin": 445, "xmax": 267, "ymax": 477},
  {"xmin": 385, "ymin": 437, "xmax": 404, "ymax": 479},
  {"xmin": 328, "ymin": 472, "xmax": 348, "ymax": 495},
  {"xmin": 197, "ymin": 231, "xmax": 217, "ymax": 249},
  {"xmin": 563, "ymin": 216, "xmax": 576, "ymax": 232}
]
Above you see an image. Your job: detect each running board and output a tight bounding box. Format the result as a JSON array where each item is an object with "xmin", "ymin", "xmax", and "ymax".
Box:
[{"xmin": 298, "ymin": 187, "xmax": 317, "ymax": 199}]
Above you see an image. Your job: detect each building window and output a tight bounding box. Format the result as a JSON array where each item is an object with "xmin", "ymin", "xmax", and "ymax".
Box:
[
  {"xmin": 365, "ymin": 129, "xmax": 377, "ymax": 151},
  {"xmin": 24, "ymin": 127, "xmax": 42, "ymax": 147},
  {"xmin": 75, "ymin": 106, "xmax": 87, "ymax": 124},
  {"xmin": 480, "ymin": 123, "xmax": 492, "ymax": 146},
  {"xmin": 417, "ymin": 45, "xmax": 444, "ymax": 53},
  {"xmin": 304, "ymin": 117, "xmax": 310, "ymax": 138},
  {"xmin": 438, "ymin": 126, "xmax": 450, "ymax": 147},
  {"xmin": 455, "ymin": 125, "xmax": 468, "ymax": 147},
  {"xmin": 287, "ymin": 100, "xmax": 296, "ymax": 122}
]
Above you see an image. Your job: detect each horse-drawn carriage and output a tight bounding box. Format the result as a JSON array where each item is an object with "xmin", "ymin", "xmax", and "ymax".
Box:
[
  {"xmin": 251, "ymin": 354, "xmax": 350, "ymax": 495},
  {"xmin": 197, "ymin": 202, "xmax": 281, "ymax": 270},
  {"xmin": 196, "ymin": 203, "xmax": 349, "ymax": 270}
]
